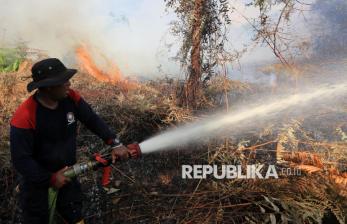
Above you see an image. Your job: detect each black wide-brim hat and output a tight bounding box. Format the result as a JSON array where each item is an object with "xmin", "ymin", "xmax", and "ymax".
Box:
[{"xmin": 27, "ymin": 58, "xmax": 77, "ymax": 92}]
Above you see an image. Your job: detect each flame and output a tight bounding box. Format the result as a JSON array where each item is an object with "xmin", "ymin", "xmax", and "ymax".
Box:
[{"xmin": 75, "ymin": 45, "xmax": 122, "ymax": 83}]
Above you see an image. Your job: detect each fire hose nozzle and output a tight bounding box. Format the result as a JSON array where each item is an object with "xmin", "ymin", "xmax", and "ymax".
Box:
[
  {"xmin": 63, "ymin": 161, "xmax": 97, "ymax": 178},
  {"xmin": 127, "ymin": 143, "xmax": 142, "ymax": 159}
]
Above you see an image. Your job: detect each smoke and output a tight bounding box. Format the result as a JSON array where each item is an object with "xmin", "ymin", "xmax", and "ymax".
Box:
[
  {"xmin": 311, "ymin": 0, "xmax": 347, "ymax": 58},
  {"xmin": 0, "ymin": 0, "xmax": 171, "ymax": 76},
  {"xmin": 1, "ymin": 0, "xmax": 346, "ymax": 77},
  {"xmin": 230, "ymin": 0, "xmax": 347, "ymax": 84},
  {"xmin": 0, "ymin": 0, "xmax": 105, "ymax": 59}
]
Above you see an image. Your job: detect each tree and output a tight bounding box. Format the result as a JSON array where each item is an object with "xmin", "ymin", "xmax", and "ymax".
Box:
[
  {"xmin": 187, "ymin": 0, "xmax": 203, "ymax": 109},
  {"xmin": 166, "ymin": 0, "xmax": 305, "ymax": 107},
  {"xmin": 165, "ymin": 0, "xmax": 231, "ymax": 109}
]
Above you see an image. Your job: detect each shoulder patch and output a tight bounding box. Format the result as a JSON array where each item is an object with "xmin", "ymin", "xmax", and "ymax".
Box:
[
  {"xmin": 10, "ymin": 95, "xmax": 37, "ymax": 129},
  {"xmin": 68, "ymin": 89, "xmax": 81, "ymax": 105}
]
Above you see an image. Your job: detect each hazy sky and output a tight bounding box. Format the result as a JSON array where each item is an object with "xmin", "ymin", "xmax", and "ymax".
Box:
[{"xmin": 0, "ymin": 0, "xmax": 312, "ymax": 79}]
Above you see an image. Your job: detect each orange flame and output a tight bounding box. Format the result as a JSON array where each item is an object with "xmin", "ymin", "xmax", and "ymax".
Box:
[{"xmin": 75, "ymin": 45, "xmax": 122, "ymax": 83}]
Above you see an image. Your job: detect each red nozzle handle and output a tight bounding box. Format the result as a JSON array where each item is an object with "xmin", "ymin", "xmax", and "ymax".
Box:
[
  {"xmin": 102, "ymin": 166, "xmax": 112, "ymax": 186},
  {"xmin": 93, "ymin": 152, "xmax": 112, "ymax": 186},
  {"xmin": 94, "ymin": 152, "xmax": 110, "ymax": 166},
  {"xmin": 127, "ymin": 143, "xmax": 142, "ymax": 159}
]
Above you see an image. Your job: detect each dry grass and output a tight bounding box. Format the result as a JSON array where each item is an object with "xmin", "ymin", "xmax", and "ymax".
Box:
[{"xmin": 0, "ymin": 64, "xmax": 346, "ymax": 223}]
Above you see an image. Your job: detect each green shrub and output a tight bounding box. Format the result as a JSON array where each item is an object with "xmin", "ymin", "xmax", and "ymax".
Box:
[{"xmin": 0, "ymin": 48, "xmax": 26, "ymax": 72}]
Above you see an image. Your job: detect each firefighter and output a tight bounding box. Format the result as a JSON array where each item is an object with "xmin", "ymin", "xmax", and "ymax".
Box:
[{"xmin": 10, "ymin": 58, "xmax": 129, "ymax": 224}]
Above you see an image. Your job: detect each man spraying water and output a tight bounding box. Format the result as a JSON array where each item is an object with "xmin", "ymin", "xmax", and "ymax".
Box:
[{"xmin": 10, "ymin": 58, "xmax": 141, "ymax": 224}]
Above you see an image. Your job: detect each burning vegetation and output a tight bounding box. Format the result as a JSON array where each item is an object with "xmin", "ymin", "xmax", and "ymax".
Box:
[{"xmin": 75, "ymin": 45, "xmax": 122, "ymax": 84}]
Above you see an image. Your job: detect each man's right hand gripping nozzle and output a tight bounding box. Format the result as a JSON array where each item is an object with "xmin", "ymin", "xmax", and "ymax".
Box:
[
  {"xmin": 127, "ymin": 143, "xmax": 142, "ymax": 159},
  {"xmin": 111, "ymin": 143, "xmax": 142, "ymax": 163}
]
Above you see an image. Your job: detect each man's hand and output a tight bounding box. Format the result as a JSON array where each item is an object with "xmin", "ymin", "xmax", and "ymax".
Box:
[
  {"xmin": 111, "ymin": 145, "xmax": 129, "ymax": 163},
  {"xmin": 51, "ymin": 166, "xmax": 71, "ymax": 189}
]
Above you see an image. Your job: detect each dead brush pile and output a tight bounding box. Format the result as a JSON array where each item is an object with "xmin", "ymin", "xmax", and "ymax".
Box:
[
  {"xmin": 0, "ymin": 70, "xmax": 31, "ymax": 222},
  {"xmin": 1, "ymin": 68, "xmax": 346, "ymax": 223},
  {"xmin": 187, "ymin": 118, "xmax": 347, "ymax": 223}
]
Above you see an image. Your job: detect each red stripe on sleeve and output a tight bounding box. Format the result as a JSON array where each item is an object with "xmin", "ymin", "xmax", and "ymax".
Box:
[
  {"xmin": 50, "ymin": 173, "xmax": 57, "ymax": 186},
  {"xmin": 10, "ymin": 95, "xmax": 37, "ymax": 129},
  {"xmin": 68, "ymin": 89, "xmax": 81, "ymax": 105}
]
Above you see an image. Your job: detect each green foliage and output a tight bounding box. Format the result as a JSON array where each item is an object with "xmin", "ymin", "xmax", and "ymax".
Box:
[
  {"xmin": 0, "ymin": 47, "xmax": 26, "ymax": 72},
  {"xmin": 254, "ymin": 0, "xmax": 267, "ymax": 10}
]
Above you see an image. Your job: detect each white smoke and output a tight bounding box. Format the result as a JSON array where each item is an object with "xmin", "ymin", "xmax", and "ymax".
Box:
[{"xmin": 0, "ymin": 0, "xmax": 172, "ymax": 75}]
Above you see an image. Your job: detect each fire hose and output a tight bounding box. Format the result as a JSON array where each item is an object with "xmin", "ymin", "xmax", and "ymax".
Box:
[{"xmin": 48, "ymin": 143, "xmax": 141, "ymax": 224}]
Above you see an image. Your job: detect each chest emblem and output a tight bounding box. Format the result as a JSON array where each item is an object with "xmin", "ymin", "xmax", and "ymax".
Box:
[{"xmin": 67, "ymin": 112, "xmax": 75, "ymax": 125}]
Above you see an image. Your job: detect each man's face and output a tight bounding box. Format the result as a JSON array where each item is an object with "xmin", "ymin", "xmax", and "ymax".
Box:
[{"xmin": 45, "ymin": 80, "xmax": 71, "ymax": 101}]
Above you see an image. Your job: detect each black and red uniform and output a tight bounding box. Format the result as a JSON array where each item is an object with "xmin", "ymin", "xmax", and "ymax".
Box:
[{"xmin": 10, "ymin": 89, "xmax": 117, "ymax": 224}]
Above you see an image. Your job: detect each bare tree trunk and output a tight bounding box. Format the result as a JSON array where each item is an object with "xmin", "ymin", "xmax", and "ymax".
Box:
[{"xmin": 183, "ymin": 0, "xmax": 203, "ymax": 108}]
